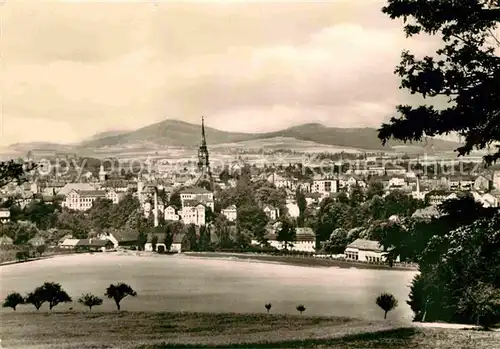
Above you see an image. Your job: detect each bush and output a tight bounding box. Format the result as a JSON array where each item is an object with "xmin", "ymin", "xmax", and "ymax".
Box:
[{"xmin": 78, "ymin": 293, "xmax": 103, "ymax": 311}]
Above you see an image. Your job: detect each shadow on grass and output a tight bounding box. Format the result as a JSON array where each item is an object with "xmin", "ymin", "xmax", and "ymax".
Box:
[{"xmin": 138, "ymin": 327, "xmax": 417, "ymax": 349}]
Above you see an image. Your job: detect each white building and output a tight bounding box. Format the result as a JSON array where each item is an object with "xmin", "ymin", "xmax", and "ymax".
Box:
[
  {"xmin": 482, "ymin": 193, "xmax": 499, "ymax": 207},
  {"xmin": 344, "ymin": 239, "xmax": 399, "ymax": 263},
  {"xmin": 388, "ymin": 177, "xmax": 407, "ymax": 188},
  {"xmin": 180, "ymin": 202, "xmax": 206, "ymax": 226},
  {"xmin": 63, "ymin": 189, "xmax": 107, "ymax": 211},
  {"xmin": 57, "ymin": 183, "xmax": 98, "ymax": 197},
  {"xmin": 221, "ymin": 205, "xmax": 237, "ymax": 222},
  {"xmin": 180, "ymin": 187, "xmax": 214, "ymax": 211},
  {"xmin": 0, "ymin": 208, "xmax": 10, "ymax": 223},
  {"xmin": 164, "ymin": 205, "xmax": 180, "ymax": 221},
  {"xmin": 263, "ymin": 206, "xmax": 280, "ymax": 221},
  {"xmin": 59, "ymin": 238, "xmax": 80, "ymax": 249},
  {"xmin": 267, "ymin": 173, "xmax": 291, "ymax": 189},
  {"xmin": 105, "ymin": 189, "xmax": 125, "ymax": 204},
  {"xmin": 286, "ymin": 202, "xmax": 300, "ymax": 218},
  {"xmin": 291, "ymin": 227, "xmax": 316, "ymax": 252},
  {"xmin": 312, "ymin": 179, "xmax": 338, "ymax": 195}
]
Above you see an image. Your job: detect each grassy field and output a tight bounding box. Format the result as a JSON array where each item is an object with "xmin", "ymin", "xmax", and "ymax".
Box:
[{"xmin": 1, "ymin": 312, "xmax": 498, "ymax": 349}]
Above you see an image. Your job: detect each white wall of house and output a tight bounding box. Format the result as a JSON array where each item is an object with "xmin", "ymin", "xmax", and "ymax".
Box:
[
  {"xmin": 221, "ymin": 208, "xmax": 237, "ymax": 222},
  {"xmin": 344, "ymin": 247, "xmax": 400, "ymax": 262}
]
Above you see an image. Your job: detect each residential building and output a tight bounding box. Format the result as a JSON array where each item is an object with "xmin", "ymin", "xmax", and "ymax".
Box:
[
  {"xmin": 286, "ymin": 201, "xmax": 300, "ymax": 218},
  {"xmin": 28, "ymin": 235, "xmax": 46, "ymax": 247},
  {"xmin": 63, "ymin": 189, "xmax": 107, "ymax": 211},
  {"xmin": 412, "ymin": 206, "xmax": 441, "ymax": 220},
  {"xmin": 474, "ymin": 175, "xmax": 492, "ymax": 192},
  {"xmin": 267, "ymin": 173, "xmax": 291, "ymax": 189},
  {"xmin": 179, "ymin": 187, "xmax": 214, "ymax": 211},
  {"xmin": 0, "ymin": 235, "xmax": 14, "ymax": 245},
  {"xmin": 57, "ymin": 183, "xmax": 98, "ymax": 197},
  {"xmin": 59, "ymin": 238, "xmax": 80, "ymax": 249},
  {"xmin": 312, "ymin": 178, "xmax": 338, "ymax": 195},
  {"xmin": 291, "ymin": 227, "xmax": 316, "ymax": 252},
  {"xmin": 263, "ymin": 205, "xmax": 280, "ymax": 221},
  {"xmin": 482, "ymin": 193, "xmax": 500, "ymax": 207},
  {"xmin": 0, "ymin": 208, "xmax": 10, "ymax": 223},
  {"xmin": 180, "ymin": 202, "xmax": 206, "ymax": 226},
  {"xmin": 221, "ymin": 205, "xmax": 237, "ymax": 222},
  {"xmin": 388, "ymin": 176, "xmax": 407, "ymax": 189},
  {"xmin": 96, "ymin": 230, "xmax": 137, "ymax": 248},
  {"xmin": 75, "ymin": 239, "xmax": 114, "ymax": 252},
  {"xmin": 164, "ymin": 205, "xmax": 180, "ymax": 222},
  {"xmin": 344, "ymin": 239, "xmax": 399, "ymax": 263},
  {"xmin": 105, "ymin": 189, "xmax": 125, "ymax": 204},
  {"xmin": 171, "ymin": 233, "xmax": 185, "ymax": 253}
]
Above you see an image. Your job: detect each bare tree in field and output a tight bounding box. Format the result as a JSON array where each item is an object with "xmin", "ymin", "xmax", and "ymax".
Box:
[
  {"xmin": 78, "ymin": 293, "xmax": 103, "ymax": 311},
  {"xmin": 105, "ymin": 283, "xmax": 137, "ymax": 311},
  {"xmin": 3, "ymin": 292, "xmax": 25, "ymax": 311},
  {"xmin": 376, "ymin": 293, "xmax": 398, "ymax": 319}
]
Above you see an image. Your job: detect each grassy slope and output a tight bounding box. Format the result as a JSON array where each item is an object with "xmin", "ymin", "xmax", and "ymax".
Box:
[{"xmin": 1, "ymin": 312, "xmax": 498, "ymax": 349}]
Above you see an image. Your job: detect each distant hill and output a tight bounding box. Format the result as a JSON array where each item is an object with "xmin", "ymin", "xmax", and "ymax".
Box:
[
  {"xmin": 85, "ymin": 130, "xmax": 129, "ymax": 141},
  {"xmin": 9, "ymin": 119, "xmax": 459, "ymax": 154},
  {"xmin": 80, "ymin": 119, "xmax": 252, "ymax": 148}
]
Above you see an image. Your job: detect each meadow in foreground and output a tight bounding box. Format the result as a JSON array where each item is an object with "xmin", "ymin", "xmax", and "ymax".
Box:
[{"xmin": 1, "ymin": 311, "xmax": 498, "ymax": 349}]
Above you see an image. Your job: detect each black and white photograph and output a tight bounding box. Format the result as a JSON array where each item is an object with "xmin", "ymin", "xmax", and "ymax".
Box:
[{"xmin": 0, "ymin": 0, "xmax": 499, "ymax": 348}]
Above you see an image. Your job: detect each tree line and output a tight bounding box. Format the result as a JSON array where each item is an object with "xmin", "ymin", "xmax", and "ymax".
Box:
[{"xmin": 3, "ymin": 282, "xmax": 137, "ymax": 312}]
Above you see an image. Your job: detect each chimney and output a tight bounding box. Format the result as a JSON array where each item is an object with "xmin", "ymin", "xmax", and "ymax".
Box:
[{"xmin": 153, "ymin": 188, "xmax": 159, "ymax": 227}]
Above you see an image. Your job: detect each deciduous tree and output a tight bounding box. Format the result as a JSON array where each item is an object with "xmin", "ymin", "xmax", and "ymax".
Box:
[
  {"xmin": 3, "ymin": 292, "xmax": 25, "ymax": 311},
  {"xmin": 105, "ymin": 283, "xmax": 137, "ymax": 311},
  {"xmin": 379, "ymin": 0, "xmax": 500, "ymax": 164}
]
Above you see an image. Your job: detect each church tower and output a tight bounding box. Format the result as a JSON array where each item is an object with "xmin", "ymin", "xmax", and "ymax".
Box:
[{"xmin": 196, "ymin": 116, "xmax": 213, "ymax": 187}]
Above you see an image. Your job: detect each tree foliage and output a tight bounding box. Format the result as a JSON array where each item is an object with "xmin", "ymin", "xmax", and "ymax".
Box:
[
  {"xmin": 3, "ymin": 292, "xmax": 25, "ymax": 311},
  {"xmin": 378, "ymin": 0, "xmax": 500, "ymax": 164},
  {"xmin": 105, "ymin": 283, "xmax": 137, "ymax": 311},
  {"xmin": 376, "ymin": 293, "xmax": 399, "ymax": 319},
  {"xmin": 276, "ymin": 218, "xmax": 296, "ymax": 250},
  {"xmin": 0, "ymin": 160, "xmax": 32, "ymax": 188},
  {"xmin": 78, "ymin": 293, "xmax": 103, "ymax": 311}
]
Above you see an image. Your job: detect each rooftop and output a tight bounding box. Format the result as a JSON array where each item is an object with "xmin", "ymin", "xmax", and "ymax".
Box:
[{"xmin": 346, "ymin": 239, "xmax": 383, "ymax": 252}]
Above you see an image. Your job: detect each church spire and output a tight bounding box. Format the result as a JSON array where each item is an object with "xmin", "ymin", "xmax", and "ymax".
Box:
[
  {"xmin": 201, "ymin": 116, "xmax": 207, "ymax": 146},
  {"xmin": 197, "ymin": 116, "xmax": 212, "ymax": 188}
]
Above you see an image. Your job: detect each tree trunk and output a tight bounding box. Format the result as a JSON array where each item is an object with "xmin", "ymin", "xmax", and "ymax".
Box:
[
  {"xmin": 384, "ymin": 311, "xmax": 387, "ymax": 319},
  {"xmin": 89, "ymin": 306, "xmax": 93, "ymax": 311},
  {"xmin": 115, "ymin": 300, "xmax": 121, "ymax": 311}
]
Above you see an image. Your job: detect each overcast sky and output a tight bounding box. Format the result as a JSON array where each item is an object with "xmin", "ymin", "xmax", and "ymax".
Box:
[{"xmin": 2, "ymin": 0, "xmax": 440, "ymax": 146}]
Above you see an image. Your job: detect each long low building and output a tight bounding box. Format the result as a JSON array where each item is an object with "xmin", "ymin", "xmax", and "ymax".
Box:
[{"xmin": 344, "ymin": 238, "xmax": 400, "ymax": 263}]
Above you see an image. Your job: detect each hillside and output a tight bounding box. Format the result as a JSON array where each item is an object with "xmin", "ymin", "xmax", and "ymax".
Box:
[
  {"xmin": 81, "ymin": 120, "xmax": 457, "ymax": 152},
  {"xmin": 80, "ymin": 119, "xmax": 252, "ymax": 148},
  {"xmin": 8, "ymin": 119, "xmax": 459, "ymax": 154}
]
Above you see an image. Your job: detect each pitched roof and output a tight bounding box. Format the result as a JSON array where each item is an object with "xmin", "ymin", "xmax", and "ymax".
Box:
[
  {"xmin": 60, "ymin": 238, "xmax": 80, "ymax": 246},
  {"xmin": 76, "ymin": 190, "xmax": 107, "ymax": 197},
  {"xmin": 172, "ymin": 233, "xmax": 185, "ymax": 244},
  {"xmin": 346, "ymin": 239, "xmax": 383, "ymax": 252},
  {"xmin": 179, "ymin": 186, "xmax": 212, "ymax": 194},
  {"xmin": 57, "ymin": 183, "xmax": 97, "ymax": 196},
  {"xmin": 0, "ymin": 235, "xmax": 14, "ymax": 244},
  {"xmin": 412, "ymin": 206, "xmax": 441, "ymax": 219},
  {"xmin": 295, "ymin": 227, "xmax": 315, "ymax": 241},
  {"xmin": 76, "ymin": 239, "xmax": 113, "ymax": 247},
  {"xmin": 182, "ymin": 200, "xmax": 206, "ymax": 208}
]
